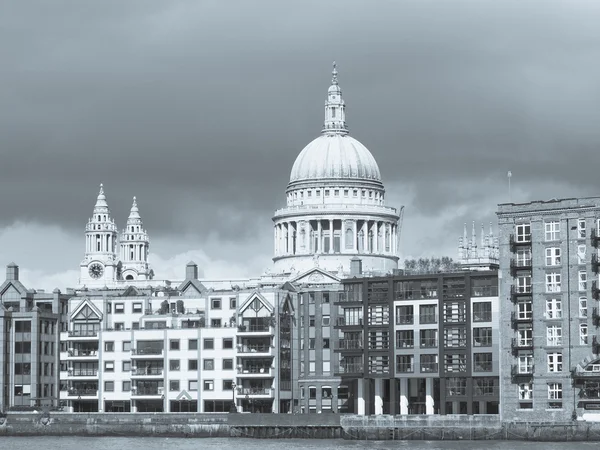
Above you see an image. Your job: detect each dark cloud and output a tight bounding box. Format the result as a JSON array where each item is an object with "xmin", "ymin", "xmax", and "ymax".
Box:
[{"xmin": 1, "ymin": 0, "xmax": 600, "ymax": 276}]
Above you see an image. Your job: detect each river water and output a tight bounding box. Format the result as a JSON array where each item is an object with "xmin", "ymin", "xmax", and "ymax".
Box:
[{"xmin": 1, "ymin": 437, "xmax": 600, "ymax": 449}]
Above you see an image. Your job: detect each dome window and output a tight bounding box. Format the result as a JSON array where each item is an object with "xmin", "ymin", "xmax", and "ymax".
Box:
[
  {"xmin": 334, "ymin": 190, "xmax": 339, "ymax": 196},
  {"xmin": 307, "ymin": 191, "xmax": 312, "ymax": 198},
  {"xmin": 353, "ymin": 190, "xmax": 358, "ymax": 197},
  {"xmin": 325, "ymin": 190, "xmax": 330, "ymax": 196},
  {"xmin": 344, "ymin": 190, "xmax": 349, "ymax": 197},
  {"xmin": 316, "ymin": 190, "xmax": 321, "ymax": 197}
]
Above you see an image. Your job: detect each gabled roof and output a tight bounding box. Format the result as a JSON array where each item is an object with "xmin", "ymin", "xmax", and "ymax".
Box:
[
  {"xmin": 0, "ymin": 279, "xmax": 29, "ymax": 300},
  {"xmin": 178, "ymin": 279, "xmax": 206, "ymax": 296},
  {"xmin": 120, "ymin": 285, "xmax": 141, "ymax": 297},
  {"xmin": 239, "ymin": 291, "xmax": 273, "ymax": 315},
  {"xmin": 290, "ymin": 267, "xmax": 341, "ymax": 285},
  {"xmin": 280, "ymin": 281, "xmax": 297, "ymax": 292},
  {"xmin": 70, "ymin": 298, "xmax": 103, "ymax": 321}
]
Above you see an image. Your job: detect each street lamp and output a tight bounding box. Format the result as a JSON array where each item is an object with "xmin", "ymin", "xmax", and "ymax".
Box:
[{"xmin": 230, "ymin": 382, "xmax": 237, "ymax": 413}]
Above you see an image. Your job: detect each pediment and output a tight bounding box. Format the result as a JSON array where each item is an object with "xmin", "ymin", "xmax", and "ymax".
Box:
[
  {"xmin": 239, "ymin": 291, "xmax": 273, "ymax": 315},
  {"xmin": 290, "ymin": 267, "xmax": 341, "ymax": 285},
  {"xmin": 71, "ymin": 298, "xmax": 103, "ymax": 321},
  {"xmin": 178, "ymin": 279, "xmax": 206, "ymax": 297},
  {"xmin": 121, "ymin": 285, "xmax": 141, "ymax": 297},
  {"xmin": 0, "ymin": 281, "xmax": 27, "ymax": 299}
]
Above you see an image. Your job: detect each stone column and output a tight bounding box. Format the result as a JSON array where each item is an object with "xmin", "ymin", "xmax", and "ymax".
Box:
[
  {"xmin": 373, "ymin": 222, "xmax": 378, "ymax": 253},
  {"xmin": 374, "ymin": 378, "xmax": 384, "ymax": 415},
  {"xmin": 353, "ymin": 220, "xmax": 358, "ymax": 252},
  {"xmin": 363, "ymin": 221, "xmax": 368, "ymax": 253},
  {"xmin": 426, "ymin": 378, "xmax": 435, "ymax": 415},
  {"xmin": 399, "ymin": 378, "xmax": 409, "ymax": 415},
  {"xmin": 341, "ymin": 220, "xmax": 346, "ymax": 253},
  {"xmin": 288, "ymin": 222, "xmax": 294, "ymax": 255},
  {"xmin": 357, "ymin": 379, "xmax": 365, "ymax": 415},
  {"xmin": 317, "ymin": 220, "xmax": 322, "ymax": 254},
  {"xmin": 329, "ymin": 219, "xmax": 334, "ymax": 254},
  {"xmin": 274, "ymin": 225, "xmax": 278, "ymax": 256}
]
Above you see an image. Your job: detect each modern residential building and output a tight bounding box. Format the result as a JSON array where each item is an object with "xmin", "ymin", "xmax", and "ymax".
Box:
[
  {"xmin": 498, "ymin": 197, "xmax": 600, "ymax": 422},
  {"xmin": 335, "ymin": 266, "xmax": 500, "ymax": 415}
]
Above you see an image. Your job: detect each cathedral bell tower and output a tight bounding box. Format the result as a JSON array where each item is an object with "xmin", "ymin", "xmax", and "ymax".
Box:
[
  {"xmin": 79, "ymin": 184, "xmax": 119, "ymax": 287},
  {"xmin": 119, "ymin": 196, "xmax": 152, "ymax": 281}
]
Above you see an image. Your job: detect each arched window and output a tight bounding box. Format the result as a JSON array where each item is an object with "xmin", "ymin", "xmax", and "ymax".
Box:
[
  {"xmin": 98, "ymin": 215, "xmax": 101, "ymax": 221},
  {"xmin": 126, "ymin": 275, "xmax": 134, "ymax": 280},
  {"xmin": 131, "ymin": 226, "xmax": 134, "ymax": 232}
]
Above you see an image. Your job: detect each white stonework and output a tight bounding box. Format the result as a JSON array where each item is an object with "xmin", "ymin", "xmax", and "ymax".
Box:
[{"xmin": 272, "ymin": 63, "xmax": 402, "ymax": 276}]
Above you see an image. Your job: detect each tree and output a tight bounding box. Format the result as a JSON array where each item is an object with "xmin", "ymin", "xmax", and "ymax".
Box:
[
  {"xmin": 158, "ymin": 299, "xmax": 169, "ymax": 315},
  {"xmin": 403, "ymin": 257, "xmax": 461, "ymax": 275},
  {"xmin": 176, "ymin": 299, "xmax": 185, "ymax": 314}
]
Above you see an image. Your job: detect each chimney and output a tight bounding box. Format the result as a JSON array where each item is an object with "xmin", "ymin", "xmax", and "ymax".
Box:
[
  {"xmin": 350, "ymin": 257, "xmax": 362, "ymax": 277},
  {"xmin": 186, "ymin": 261, "xmax": 198, "ymax": 280},
  {"xmin": 6, "ymin": 262, "xmax": 19, "ymax": 281}
]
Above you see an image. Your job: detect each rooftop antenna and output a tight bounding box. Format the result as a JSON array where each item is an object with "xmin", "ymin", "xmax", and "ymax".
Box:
[{"xmin": 507, "ymin": 170, "xmax": 512, "ymax": 202}]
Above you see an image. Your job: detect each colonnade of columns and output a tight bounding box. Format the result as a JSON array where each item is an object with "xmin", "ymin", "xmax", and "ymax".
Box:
[
  {"xmin": 355, "ymin": 378, "xmax": 435, "ymax": 415},
  {"xmin": 86, "ymin": 232, "xmax": 117, "ymax": 254},
  {"xmin": 273, "ymin": 217, "xmax": 399, "ymax": 257},
  {"xmin": 120, "ymin": 242, "xmax": 148, "ymax": 262}
]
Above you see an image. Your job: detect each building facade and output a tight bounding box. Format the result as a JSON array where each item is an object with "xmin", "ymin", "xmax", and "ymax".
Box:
[
  {"xmin": 335, "ymin": 269, "xmax": 500, "ymax": 415},
  {"xmin": 498, "ymin": 197, "xmax": 600, "ymax": 422}
]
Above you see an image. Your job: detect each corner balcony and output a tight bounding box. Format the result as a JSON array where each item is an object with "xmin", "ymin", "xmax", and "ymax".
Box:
[
  {"xmin": 237, "ymin": 344, "xmax": 273, "ymax": 357},
  {"xmin": 237, "ymin": 324, "xmax": 274, "ymax": 336},
  {"xmin": 237, "ymin": 366, "xmax": 274, "ymax": 378},
  {"xmin": 237, "ymin": 387, "xmax": 273, "ymax": 398},
  {"xmin": 67, "ymin": 330, "xmax": 99, "ymax": 340},
  {"xmin": 335, "ymin": 339, "xmax": 364, "ymax": 352},
  {"xmin": 131, "ymin": 368, "xmax": 164, "ymax": 378},
  {"xmin": 67, "ymin": 369, "xmax": 98, "ymax": 379},
  {"xmin": 67, "ymin": 349, "xmax": 99, "ymax": 360},
  {"xmin": 131, "ymin": 348, "xmax": 164, "ymax": 358},
  {"xmin": 336, "ymin": 363, "xmax": 364, "ymax": 376}
]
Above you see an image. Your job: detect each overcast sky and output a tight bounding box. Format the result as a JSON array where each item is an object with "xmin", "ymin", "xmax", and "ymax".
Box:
[{"xmin": 1, "ymin": 0, "xmax": 600, "ymax": 290}]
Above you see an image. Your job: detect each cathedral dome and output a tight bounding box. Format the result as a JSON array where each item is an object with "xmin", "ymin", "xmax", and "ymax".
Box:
[{"xmin": 289, "ymin": 134, "xmax": 381, "ymax": 184}]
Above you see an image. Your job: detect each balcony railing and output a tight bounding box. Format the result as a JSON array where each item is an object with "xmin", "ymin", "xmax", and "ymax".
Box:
[
  {"xmin": 592, "ymin": 229, "xmax": 600, "ymax": 249},
  {"xmin": 238, "ymin": 345, "xmax": 271, "ymax": 354},
  {"xmin": 396, "ymin": 363, "xmax": 414, "ymax": 373},
  {"xmin": 510, "ymin": 285, "xmax": 532, "ymax": 302},
  {"xmin": 68, "ymin": 388, "xmax": 98, "ymax": 396},
  {"xmin": 593, "ymin": 254, "xmax": 600, "ymax": 274},
  {"xmin": 68, "ymin": 349, "xmax": 99, "ymax": 357},
  {"xmin": 420, "ymin": 363, "xmax": 438, "ymax": 373},
  {"xmin": 396, "ymin": 340, "xmax": 414, "ymax": 349},
  {"xmin": 510, "ymin": 258, "xmax": 532, "ymax": 276},
  {"xmin": 238, "ymin": 324, "xmax": 272, "ymax": 333},
  {"xmin": 338, "ymin": 363, "xmax": 364, "ymax": 374},
  {"xmin": 511, "ymin": 364, "xmax": 534, "ymax": 378},
  {"xmin": 68, "ymin": 330, "xmax": 98, "ymax": 337},
  {"xmin": 237, "ymin": 387, "xmax": 272, "ymax": 396},
  {"xmin": 68, "ymin": 369, "xmax": 98, "ymax": 377},
  {"xmin": 420, "ymin": 339, "xmax": 438, "ymax": 348},
  {"xmin": 336, "ymin": 339, "xmax": 363, "ymax": 350},
  {"xmin": 510, "ymin": 234, "xmax": 531, "ymax": 252},
  {"xmin": 131, "ymin": 348, "xmax": 163, "ymax": 355},
  {"xmin": 132, "ymin": 368, "xmax": 163, "ymax": 376},
  {"xmin": 237, "ymin": 366, "xmax": 273, "ymax": 374},
  {"xmin": 131, "ymin": 388, "xmax": 162, "ymax": 396}
]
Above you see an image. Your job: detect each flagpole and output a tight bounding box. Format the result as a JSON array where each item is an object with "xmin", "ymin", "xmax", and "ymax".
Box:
[{"xmin": 508, "ymin": 171, "xmax": 512, "ymax": 202}]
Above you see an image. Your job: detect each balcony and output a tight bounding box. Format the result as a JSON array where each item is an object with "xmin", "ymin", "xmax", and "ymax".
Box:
[
  {"xmin": 593, "ymin": 254, "xmax": 600, "ymax": 274},
  {"xmin": 131, "ymin": 348, "xmax": 164, "ymax": 358},
  {"xmin": 237, "ymin": 319, "xmax": 274, "ymax": 336},
  {"xmin": 594, "ymin": 281, "xmax": 600, "ymax": 301},
  {"xmin": 511, "ymin": 338, "xmax": 533, "ymax": 356},
  {"xmin": 510, "ymin": 285, "xmax": 532, "ymax": 303},
  {"xmin": 592, "ymin": 229, "xmax": 600, "ymax": 248},
  {"xmin": 336, "ymin": 339, "xmax": 364, "ymax": 351},
  {"xmin": 237, "ymin": 344, "xmax": 272, "ymax": 356},
  {"xmin": 396, "ymin": 363, "xmax": 414, "ymax": 373},
  {"xmin": 237, "ymin": 366, "xmax": 274, "ymax": 377},
  {"xmin": 67, "ymin": 349, "xmax": 99, "ymax": 359},
  {"xmin": 131, "ymin": 387, "xmax": 164, "ymax": 397},
  {"xmin": 510, "ymin": 234, "xmax": 531, "ymax": 252},
  {"xmin": 68, "ymin": 388, "xmax": 98, "ymax": 397},
  {"xmin": 593, "ymin": 308, "xmax": 600, "ymax": 327},
  {"xmin": 131, "ymin": 368, "xmax": 164, "ymax": 378},
  {"xmin": 594, "ymin": 336, "xmax": 600, "ymax": 355},
  {"xmin": 420, "ymin": 363, "xmax": 439, "ymax": 374},
  {"xmin": 572, "ymin": 365, "xmax": 600, "ymax": 380},
  {"xmin": 337, "ymin": 363, "xmax": 364, "ymax": 375},
  {"xmin": 335, "ymin": 317, "xmax": 363, "ymax": 328},
  {"xmin": 237, "ymin": 387, "xmax": 272, "ymax": 397},
  {"xmin": 67, "ymin": 330, "xmax": 98, "ymax": 339},
  {"xmin": 511, "ymin": 311, "xmax": 532, "ymax": 329},
  {"xmin": 511, "ymin": 364, "xmax": 534, "ymax": 380},
  {"xmin": 420, "ymin": 339, "xmax": 438, "ymax": 349},
  {"xmin": 510, "ymin": 258, "xmax": 532, "ymax": 276},
  {"xmin": 67, "ymin": 369, "xmax": 98, "ymax": 378}
]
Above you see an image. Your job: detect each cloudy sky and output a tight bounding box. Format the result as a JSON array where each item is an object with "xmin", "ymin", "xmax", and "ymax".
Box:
[{"xmin": 2, "ymin": 0, "xmax": 600, "ymax": 290}]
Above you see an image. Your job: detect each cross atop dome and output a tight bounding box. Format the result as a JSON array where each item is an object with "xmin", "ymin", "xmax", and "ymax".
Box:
[{"xmin": 322, "ymin": 61, "xmax": 348, "ymax": 136}]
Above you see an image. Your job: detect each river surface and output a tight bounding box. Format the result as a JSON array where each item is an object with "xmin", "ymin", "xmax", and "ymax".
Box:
[{"xmin": 1, "ymin": 437, "xmax": 600, "ymax": 449}]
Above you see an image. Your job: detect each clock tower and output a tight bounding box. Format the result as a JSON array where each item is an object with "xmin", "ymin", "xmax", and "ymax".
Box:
[
  {"xmin": 79, "ymin": 184, "xmax": 119, "ymax": 287},
  {"xmin": 119, "ymin": 196, "xmax": 152, "ymax": 281}
]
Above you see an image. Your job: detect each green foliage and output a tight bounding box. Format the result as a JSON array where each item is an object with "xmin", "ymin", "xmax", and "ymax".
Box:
[{"xmin": 403, "ymin": 257, "xmax": 461, "ymax": 274}]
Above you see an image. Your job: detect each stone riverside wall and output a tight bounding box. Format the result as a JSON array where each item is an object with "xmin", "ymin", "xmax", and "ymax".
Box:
[{"xmin": 2, "ymin": 412, "xmax": 600, "ymax": 441}]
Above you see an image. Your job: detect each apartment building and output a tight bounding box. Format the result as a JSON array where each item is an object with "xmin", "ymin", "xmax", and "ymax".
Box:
[
  {"xmin": 498, "ymin": 197, "xmax": 600, "ymax": 422},
  {"xmin": 335, "ymin": 269, "xmax": 499, "ymax": 415}
]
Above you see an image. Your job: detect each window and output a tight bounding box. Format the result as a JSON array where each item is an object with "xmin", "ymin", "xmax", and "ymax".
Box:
[
  {"xmin": 169, "ymin": 359, "xmax": 180, "ymax": 371},
  {"xmin": 114, "ymin": 322, "xmax": 125, "ymax": 331},
  {"xmin": 473, "ymin": 302, "xmax": 492, "ymax": 322},
  {"xmin": 546, "ymin": 326, "xmax": 562, "ymax": 346},
  {"xmin": 548, "ymin": 353, "xmax": 563, "ymax": 372},
  {"xmin": 222, "ymin": 359, "xmax": 233, "ymax": 370},
  {"xmin": 518, "ymin": 324, "xmax": 532, "ymax": 347},
  {"xmin": 323, "ymin": 292, "xmax": 330, "ymax": 303},
  {"xmin": 519, "ymin": 383, "xmax": 533, "ymax": 400},
  {"xmin": 516, "ymin": 248, "xmax": 532, "ymax": 266},
  {"xmin": 122, "ymin": 341, "xmax": 131, "ymax": 352},
  {"xmin": 223, "ymin": 338, "xmax": 233, "ymax": 349},
  {"xmin": 545, "ymin": 221, "xmax": 560, "ymax": 241},
  {"xmin": 188, "ymin": 359, "xmax": 198, "ymax": 371},
  {"xmin": 309, "ymin": 292, "xmax": 315, "ymax": 303},
  {"xmin": 324, "ymin": 189, "xmax": 330, "ymax": 196},
  {"xmin": 545, "ymin": 247, "xmax": 561, "ymax": 266},
  {"xmin": 122, "ymin": 361, "xmax": 131, "ymax": 372},
  {"xmin": 580, "ymin": 323, "xmax": 589, "ymax": 345},
  {"xmin": 517, "ymin": 300, "xmax": 532, "ymax": 319},
  {"xmin": 579, "ymin": 271, "xmax": 587, "ymax": 291},
  {"xmin": 114, "ymin": 303, "xmax": 125, "ymax": 314},
  {"xmin": 203, "ymin": 359, "xmax": 214, "ymax": 370},
  {"xmin": 518, "ymin": 354, "xmax": 533, "ymax": 373},
  {"xmin": 473, "ymin": 353, "xmax": 493, "ymax": 372},
  {"xmin": 578, "ymin": 218, "xmax": 586, "ymax": 239},
  {"xmin": 516, "ymin": 223, "xmax": 531, "ymax": 242},
  {"xmin": 420, "ymin": 354, "xmax": 438, "ymax": 373},
  {"xmin": 203, "ymin": 380, "xmax": 214, "ymax": 391},
  {"xmin": 396, "ymin": 305, "xmax": 413, "ymax": 324},
  {"xmin": 170, "ymin": 380, "xmax": 180, "ymax": 391},
  {"xmin": 548, "ymin": 382, "xmax": 562, "ymax": 409},
  {"xmin": 104, "ymin": 342, "xmax": 114, "ymax": 352},
  {"xmin": 517, "ymin": 275, "xmax": 532, "ymax": 293},
  {"xmin": 473, "ymin": 327, "xmax": 492, "ymax": 347},
  {"xmin": 223, "ymin": 380, "xmax": 234, "ymax": 390},
  {"xmin": 578, "ymin": 245, "xmax": 587, "ymax": 264},
  {"xmin": 580, "ymin": 297, "xmax": 588, "ymax": 317},
  {"xmin": 545, "ymin": 299, "xmax": 562, "ymax": 319},
  {"xmin": 309, "ymin": 386, "xmax": 317, "ymax": 399},
  {"xmin": 189, "ymin": 380, "xmax": 198, "ymax": 391},
  {"xmin": 444, "ymin": 354, "xmax": 467, "ymax": 373},
  {"xmin": 309, "ymin": 316, "xmax": 315, "ymax": 327},
  {"xmin": 104, "ymin": 361, "xmax": 114, "ymax": 372},
  {"xmin": 132, "ymin": 303, "xmax": 143, "ymax": 313},
  {"xmin": 211, "ymin": 319, "xmax": 221, "ymax": 328},
  {"xmin": 420, "ymin": 329, "xmax": 437, "ymax": 348},
  {"xmin": 396, "ymin": 355, "xmax": 414, "ymax": 373},
  {"xmin": 344, "ymin": 189, "xmax": 349, "ymax": 197},
  {"xmin": 189, "ymin": 339, "xmax": 198, "ymax": 350},
  {"xmin": 309, "ymin": 338, "xmax": 315, "ymax": 349},
  {"xmin": 546, "ymin": 272, "xmax": 561, "ymax": 293},
  {"xmin": 203, "ymin": 339, "xmax": 214, "ymax": 350},
  {"xmin": 396, "ymin": 330, "xmax": 414, "ymax": 348},
  {"xmin": 419, "ymin": 305, "xmax": 437, "ymax": 324},
  {"xmin": 104, "ymin": 381, "xmax": 114, "ymax": 392},
  {"xmin": 122, "ymin": 381, "xmax": 131, "ymax": 392},
  {"xmin": 229, "ymin": 297, "xmax": 236, "ymax": 309},
  {"xmin": 211, "ymin": 298, "xmax": 221, "ymax": 309},
  {"xmin": 322, "ymin": 315, "xmax": 330, "ymax": 326},
  {"xmin": 170, "ymin": 340, "xmax": 180, "ymax": 351}
]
